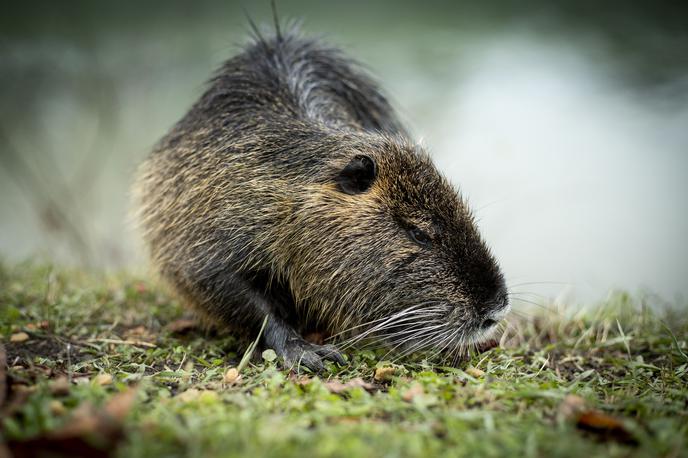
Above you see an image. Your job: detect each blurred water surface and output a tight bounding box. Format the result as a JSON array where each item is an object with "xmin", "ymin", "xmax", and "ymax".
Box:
[{"xmin": 1, "ymin": 1, "xmax": 687, "ymax": 304}]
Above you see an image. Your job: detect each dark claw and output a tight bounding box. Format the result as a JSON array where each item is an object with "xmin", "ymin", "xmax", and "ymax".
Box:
[
  {"xmin": 263, "ymin": 317, "xmax": 347, "ymax": 371},
  {"xmin": 316, "ymin": 344, "xmax": 346, "ymax": 366},
  {"xmin": 298, "ymin": 350, "xmax": 325, "ymax": 372},
  {"xmin": 280, "ymin": 340, "xmax": 346, "ymax": 372}
]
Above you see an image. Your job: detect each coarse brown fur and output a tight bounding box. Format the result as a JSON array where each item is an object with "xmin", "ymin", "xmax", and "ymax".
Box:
[{"xmin": 133, "ymin": 25, "xmax": 508, "ymax": 370}]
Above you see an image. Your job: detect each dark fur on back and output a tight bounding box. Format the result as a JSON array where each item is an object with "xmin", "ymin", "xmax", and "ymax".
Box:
[{"xmin": 135, "ymin": 28, "xmax": 508, "ymax": 369}]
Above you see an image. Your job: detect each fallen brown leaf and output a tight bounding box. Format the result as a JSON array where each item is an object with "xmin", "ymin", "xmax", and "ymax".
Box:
[
  {"xmin": 8, "ymin": 387, "xmax": 137, "ymax": 458},
  {"xmin": 165, "ymin": 318, "xmax": 199, "ymax": 334},
  {"xmin": 576, "ymin": 410, "xmax": 638, "ymax": 445},
  {"xmin": 558, "ymin": 393, "xmax": 636, "ymax": 444}
]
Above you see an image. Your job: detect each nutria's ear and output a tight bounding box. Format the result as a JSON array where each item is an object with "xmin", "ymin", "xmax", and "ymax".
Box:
[{"xmin": 335, "ymin": 155, "xmax": 377, "ymax": 194}]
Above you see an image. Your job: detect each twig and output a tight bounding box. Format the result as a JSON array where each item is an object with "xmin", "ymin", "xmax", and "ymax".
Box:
[{"xmin": 86, "ymin": 338, "xmax": 157, "ymax": 348}]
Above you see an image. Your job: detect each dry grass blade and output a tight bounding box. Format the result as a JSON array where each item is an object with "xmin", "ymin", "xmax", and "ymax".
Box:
[
  {"xmin": 237, "ymin": 315, "xmax": 268, "ymax": 374},
  {"xmin": 0, "ymin": 343, "xmax": 6, "ymax": 410}
]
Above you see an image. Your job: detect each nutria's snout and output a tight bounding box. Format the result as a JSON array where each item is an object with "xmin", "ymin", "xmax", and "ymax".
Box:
[
  {"xmin": 447, "ymin": 276, "xmax": 509, "ymax": 341},
  {"xmin": 477, "ymin": 285, "xmax": 510, "ymax": 332}
]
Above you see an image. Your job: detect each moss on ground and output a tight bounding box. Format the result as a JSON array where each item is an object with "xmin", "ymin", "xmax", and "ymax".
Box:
[{"xmin": 1, "ymin": 263, "xmax": 687, "ymax": 457}]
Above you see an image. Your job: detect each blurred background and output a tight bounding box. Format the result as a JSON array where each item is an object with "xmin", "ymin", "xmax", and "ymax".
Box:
[{"xmin": 1, "ymin": 0, "xmax": 686, "ymax": 305}]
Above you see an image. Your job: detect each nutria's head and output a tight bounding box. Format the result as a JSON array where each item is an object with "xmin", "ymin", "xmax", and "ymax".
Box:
[{"xmin": 280, "ymin": 133, "xmax": 509, "ymax": 360}]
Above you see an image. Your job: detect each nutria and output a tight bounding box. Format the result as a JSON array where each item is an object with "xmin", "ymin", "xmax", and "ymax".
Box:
[{"xmin": 134, "ymin": 25, "xmax": 509, "ymax": 370}]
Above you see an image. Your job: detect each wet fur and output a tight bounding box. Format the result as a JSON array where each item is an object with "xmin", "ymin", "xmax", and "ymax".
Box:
[{"xmin": 134, "ymin": 27, "xmax": 508, "ymax": 369}]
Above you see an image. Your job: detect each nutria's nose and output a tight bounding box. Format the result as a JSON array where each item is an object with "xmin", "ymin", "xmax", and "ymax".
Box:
[
  {"xmin": 479, "ymin": 286, "xmax": 509, "ymax": 330},
  {"xmin": 480, "ymin": 318, "xmax": 498, "ymax": 329}
]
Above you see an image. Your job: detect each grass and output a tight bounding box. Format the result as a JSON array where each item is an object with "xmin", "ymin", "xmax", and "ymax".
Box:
[{"xmin": 1, "ymin": 262, "xmax": 687, "ymax": 457}]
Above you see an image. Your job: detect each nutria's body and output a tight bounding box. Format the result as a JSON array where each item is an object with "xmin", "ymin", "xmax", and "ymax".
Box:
[{"xmin": 135, "ymin": 28, "xmax": 508, "ymax": 370}]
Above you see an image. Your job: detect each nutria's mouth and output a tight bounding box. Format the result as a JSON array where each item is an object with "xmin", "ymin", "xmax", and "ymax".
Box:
[
  {"xmin": 373, "ymin": 318, "xmax": 503, "ymax": 361},
  {"xmin": 475, "ymin": 338, "xmax": 500, "ymax": 352}
]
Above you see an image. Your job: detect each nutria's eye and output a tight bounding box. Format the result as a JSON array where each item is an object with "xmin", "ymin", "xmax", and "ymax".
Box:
[
  {"xmin": 336, "ymin": 155, "xmax": 376, "ymax": 194},
  {"xmin": 408, "ymin": 227, "xmax": 431, "ymax": 247}
]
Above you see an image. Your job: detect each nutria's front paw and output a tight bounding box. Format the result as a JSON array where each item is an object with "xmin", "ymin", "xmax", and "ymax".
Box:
[{"xmin": 280, "ymin": 338, "xmax": 346, "ymax": 372}]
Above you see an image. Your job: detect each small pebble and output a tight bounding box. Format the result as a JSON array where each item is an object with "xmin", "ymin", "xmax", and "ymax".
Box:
[
  {"xmin": 465, "ymin": 367, "xmax": 485, "ymax": 378},
  {"xmin": 223, "ymin": 367, "xmax": 240, "ymax": 384},
  {"xmin": 10, "ymin": 332, "xmax": 29, "ymax": 343}
]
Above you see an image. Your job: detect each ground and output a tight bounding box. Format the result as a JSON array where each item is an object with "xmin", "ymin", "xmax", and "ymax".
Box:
[{"xmin": 0, "ymin": 263, "xmax": 687, "ymax": 458}]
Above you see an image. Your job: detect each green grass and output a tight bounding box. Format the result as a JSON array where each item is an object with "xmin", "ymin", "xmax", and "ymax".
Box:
[{"xmin": 1, "ymin": 262, "xmax": 687, "ymax": 457}]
